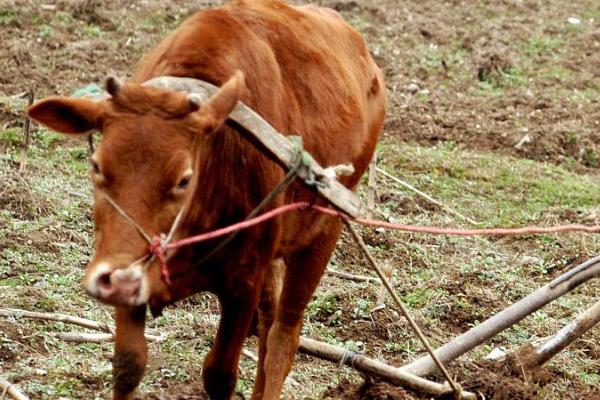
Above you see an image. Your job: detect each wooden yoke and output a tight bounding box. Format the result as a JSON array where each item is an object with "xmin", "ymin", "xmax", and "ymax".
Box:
[{"xmin": 143, "ymin": 76, "xmax": 363, "ymax": 218}]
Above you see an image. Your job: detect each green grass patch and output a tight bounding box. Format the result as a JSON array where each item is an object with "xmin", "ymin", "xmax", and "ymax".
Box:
[
  {"xmin": 522, "ymin": 36, "xmax": 564, "ymax": 58},
  {"xmin": 378, "ymin": 142, "xmax": 600, "ymax": 226}
]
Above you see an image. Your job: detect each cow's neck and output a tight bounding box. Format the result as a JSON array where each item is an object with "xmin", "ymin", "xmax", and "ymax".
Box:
[{"xmin": 183, "ymin": 121, "xmax": 281, "ymax": 239}]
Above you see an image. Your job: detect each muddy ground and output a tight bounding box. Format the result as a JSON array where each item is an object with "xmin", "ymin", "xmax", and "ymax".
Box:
[{"xmin": 2, "ymin": 0, "xmax": 600, "ymax": 399}]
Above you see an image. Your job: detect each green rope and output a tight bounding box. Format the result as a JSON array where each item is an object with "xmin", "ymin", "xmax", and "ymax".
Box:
[
  {"xmin": 72, "ymin": 84, "xmax": 103, "ymax": 98},
  {"xmin": 289, "ymin": 135, "xmax": 326, "ymax": 189}
]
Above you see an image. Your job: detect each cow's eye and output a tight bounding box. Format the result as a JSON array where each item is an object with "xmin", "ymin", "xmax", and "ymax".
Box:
[
  {"xmin": 177, "ymin": 175, "xmax": 191, "ymax": 189},
  {"xmin": 91, "ymin": 159, "xmax": 100, "ymax": 174},
  {"xmin": 173, "ymin": 170, "xmax": 193, "ymax": 195}
]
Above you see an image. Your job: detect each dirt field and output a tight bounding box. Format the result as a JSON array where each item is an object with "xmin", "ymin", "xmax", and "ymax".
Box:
[{"xmin": 2, "ymin": 0, "xmax": 600, "ymax": 399}]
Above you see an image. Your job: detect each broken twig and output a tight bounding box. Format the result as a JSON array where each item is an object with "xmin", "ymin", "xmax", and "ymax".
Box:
[
  {"xmin": 242, "ymin": 348, "xmax": 259, "ymax": 362},
  {"xmin": 327, "ymin": 269, "xmax": 379, "ymax": 283},
  {"xmin": 55, "ymin": 332, "xmax": 114, "ymax": 344}
]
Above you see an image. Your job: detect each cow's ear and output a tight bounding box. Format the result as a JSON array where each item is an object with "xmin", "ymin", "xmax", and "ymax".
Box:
[
  {"xmin": 195, "ymin": 71, "xmax": 245, "ymax": 133},
  {"xmin": 28, "ymin": 97, "xmax": 105, "ymax": 135}
]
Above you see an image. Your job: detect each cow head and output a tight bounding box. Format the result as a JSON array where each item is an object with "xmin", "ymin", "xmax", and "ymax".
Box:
[{"xmin": 28, "ymin": 72, "xmax": 245, "ymax": 307}]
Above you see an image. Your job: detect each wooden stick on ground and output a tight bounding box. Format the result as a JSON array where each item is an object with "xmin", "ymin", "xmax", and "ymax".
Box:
[
  {"xmin": 298, "ymin": 337, "xmax": 476, "ymax": 400},
  {"xmin": 376, "ymin": 167, "xmax": 479, "ymax": 225},
  {"xmin": 0, "ymin": 308, "xmax": 164, "ymax": 342},
  {"xmin": 0, "ymin": 377, "xmax": 30, "ymax": 400},
  {"xmin": 0, "ymin": 308, "xmax": 114, "ymax": 333},
  {"xmin": 18, "ymin": 89, "xmax": 34, "ymax": 174},
  {"xmin": 55, "ymin": 332, "xmax": 114, "ymax": 344},
  {"xmin": 241, "ymin": 348, "xmax": 259, "ymax": 362}
]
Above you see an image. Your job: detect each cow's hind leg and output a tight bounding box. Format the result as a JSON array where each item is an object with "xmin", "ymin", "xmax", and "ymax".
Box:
[
  {"xmin": 261, "ymin": 221, "xmax": 342, "ymax": 400},
  {"xmin": 203, "ymin": 290, "xmax": 261, "ymax": 399},
  {"xmin": 113, "ymin": 306, "xmax": 148, "ymax": 400},
  {"xmin": 251, "ymin": 259, "xmax": 285, "ymax": 400}
]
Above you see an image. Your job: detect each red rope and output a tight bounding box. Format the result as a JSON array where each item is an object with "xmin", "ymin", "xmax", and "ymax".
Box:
[
  {"xmin": 150, "ymin": 236, "xmax": 172, "ymax": 286},
  {"xmin": 150, "ymin": 201, "xmax": 600, "ymax": 284},
  {"xmin": 164, "ymin": 203, "xmax": 310, "ymax": 250}
]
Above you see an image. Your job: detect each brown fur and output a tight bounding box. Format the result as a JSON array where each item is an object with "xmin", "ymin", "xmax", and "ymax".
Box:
[{"xmin": 28, "ymin": 1, "xmax": 385, "ymax": 399}]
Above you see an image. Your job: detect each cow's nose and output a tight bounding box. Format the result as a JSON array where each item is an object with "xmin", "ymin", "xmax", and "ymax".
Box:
[
  {"xmin": 85, "ymin": 262, "xmax": 149, "ymax": 306},
  {"xmin": 97, "ymin": 271, "xmax": 112, "ymax": 290}
]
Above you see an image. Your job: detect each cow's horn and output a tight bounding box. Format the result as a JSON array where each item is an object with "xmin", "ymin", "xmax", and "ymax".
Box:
[
  {"xmin": 187, "ymin": 93, "xmax": 203, "ymax": 110},
  {"xmin": 105, "ymin": 76, "xmax": 123, "ymax": 96}
]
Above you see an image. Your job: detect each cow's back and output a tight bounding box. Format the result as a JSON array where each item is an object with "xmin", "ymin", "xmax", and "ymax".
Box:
[{"xmin": 133, "ymin": 0, "xmax": 385, "ymax": 188}]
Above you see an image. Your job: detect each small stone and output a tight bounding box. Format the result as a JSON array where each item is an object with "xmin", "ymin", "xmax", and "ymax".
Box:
[
  {"xmin": 486, "ymin": 347, "xmax": 507, "ymax": 360},
  {"xmin": 406, "ymin": 83, "xmax": 420, "ymax": 94},
  {"xmin": 521, "ymin": 255, "xmax": 543, "ymax": 266}
]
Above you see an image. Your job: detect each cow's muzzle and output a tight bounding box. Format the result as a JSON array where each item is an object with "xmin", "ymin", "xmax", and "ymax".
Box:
[{"xmin": 85, "ymin": 261, "xmax": 150, "ymax": 306}]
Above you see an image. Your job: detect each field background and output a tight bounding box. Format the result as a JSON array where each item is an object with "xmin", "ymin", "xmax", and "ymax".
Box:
[{"xmin": 2, "ymin": 0, "xmax": 600, "ymax": 399}]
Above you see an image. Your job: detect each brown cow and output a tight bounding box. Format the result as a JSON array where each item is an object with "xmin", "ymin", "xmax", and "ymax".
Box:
[{"xmin": 28, "ymin": 1, "xmax": 386, "ymax": 399}]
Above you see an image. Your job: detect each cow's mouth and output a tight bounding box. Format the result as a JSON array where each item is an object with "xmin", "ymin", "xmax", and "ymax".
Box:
[{"xmin": 85, "ymin": 262, "xmax": 150, "ymax": 306}]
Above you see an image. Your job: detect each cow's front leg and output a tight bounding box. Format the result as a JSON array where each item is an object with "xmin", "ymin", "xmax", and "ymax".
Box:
[
  {"xmin": 251, "ymin": 259, "xmax": 284, "ymax": 400},
  {"xmin": 113, "ymin": 305, "xmax": 147, "ymax": 400},
  {"xmin": 203, "ymin": 292, "xmax": 260, "ymax": 400}
]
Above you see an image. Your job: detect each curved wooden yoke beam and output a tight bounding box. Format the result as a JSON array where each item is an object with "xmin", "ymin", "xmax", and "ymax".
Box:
[{"xmin": 144, "ymin": 76, "xmax": 363, "ymax": 218}]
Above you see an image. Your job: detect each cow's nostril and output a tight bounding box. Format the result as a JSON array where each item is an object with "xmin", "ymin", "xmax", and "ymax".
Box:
[{"xmin": 97, "ymin": 272, "xmax": 112, "ymax": 289}]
